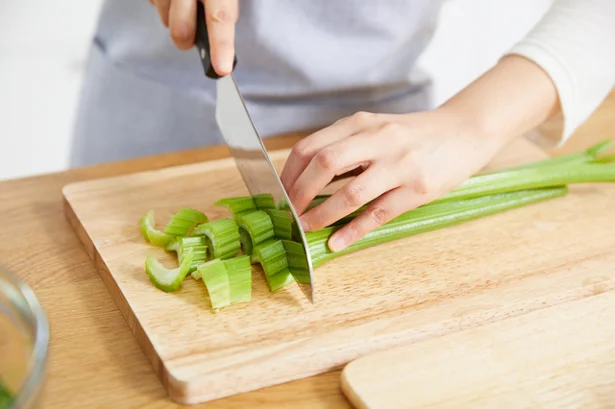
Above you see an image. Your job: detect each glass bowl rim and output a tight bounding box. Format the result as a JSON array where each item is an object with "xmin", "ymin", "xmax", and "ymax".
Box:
[{"xmin": 1, "ymin": 264, "xmax": 49, "ymax": 408}]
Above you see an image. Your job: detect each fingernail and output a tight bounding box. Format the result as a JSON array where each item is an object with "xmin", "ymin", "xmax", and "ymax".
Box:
[
  {"xmin": 218, "ymin": 49, "xmax": 234, "ymax": 74},
  {"xmin": 300, "ymin": 218, "xmax": 309, "ymax": 232},
  {"xmin": 328, "ymin": 235, "xmax": 346, "ymax": 252}
]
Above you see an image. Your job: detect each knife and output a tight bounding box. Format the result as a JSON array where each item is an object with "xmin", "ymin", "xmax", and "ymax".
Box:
[{"xmin": 194, "ymin": 2, "xmax": 315, "ymax": 303}]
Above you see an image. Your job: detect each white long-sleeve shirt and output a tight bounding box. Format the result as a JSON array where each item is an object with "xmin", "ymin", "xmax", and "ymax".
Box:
[
  {"xmin": 506, "ymin": 0, "xmax": 615, "ymax": 148},
  {"xmin": 70, "ymin": 0, "xmax": 615, "ymax": 166}
]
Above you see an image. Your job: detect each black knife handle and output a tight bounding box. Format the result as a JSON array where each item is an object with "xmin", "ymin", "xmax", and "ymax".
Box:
[{"xmin": 194, "ymin": 1, "xmax": 237, "ymax": 79}]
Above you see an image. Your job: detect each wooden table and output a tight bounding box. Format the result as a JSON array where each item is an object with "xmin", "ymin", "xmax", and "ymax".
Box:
[{"xmin": 2, "ymin": 90, "xmax": 614, "ymax": 409}]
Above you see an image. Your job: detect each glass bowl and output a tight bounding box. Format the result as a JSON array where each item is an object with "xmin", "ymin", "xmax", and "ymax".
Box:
[{"xmin": 0, "ymin": 265, "xmax": 49, "ymax": 409}]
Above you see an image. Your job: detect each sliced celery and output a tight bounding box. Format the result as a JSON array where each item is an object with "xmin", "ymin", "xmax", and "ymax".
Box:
[
  {"xmin": 252, "ymin": 239, "xmax": 294, "ymax": 291},
  {"xmin": 167, "ymin": 236, "xmax": 208, "ymax": 273},
  {"xmin": 164, "ymin": 237, "xmax": 182, "ymax": 256},
  {"xmin": 238, "ymin": 227, "xmax": 254, "ymax": 256},
  {"xmin": 140, "ymin": 210, "xmax": 173, "ymax": 247},
  {"xmin": 282, "ymin": 240, "xmax": 311, "ymax": 284},
  {"xmin": 306, "ymin": 187, "xmax": 568, "ymax": 267},
  {"xmin": 215, "ymin": 196, "xmax": 257, "ymax": 219},
  {"xmin": 163, "ymin": 208, "xmax": 208, "ymax": 236},
  {"xmin": 193, "ymin": 218, "xmax": 241, "ymax": 260},
  {"xmin": 144, "ymin": 249, "xmax": 194, "ymax": 292},
  {"xmin": 236, "ymin": 210, "xmax": 275, "ymax": 255},
  {"xmin": 197, "ymin": 259, "xmax": 230, "ymax": 311},
  {"xmin": 253, "ymin": 193, "xmax": 276, "ymax": 209},
  {"xmin": 265, "ymin": 209, "xmax": 293, "ymax": 240},
  {"xmin": 225, "ymin": 255, "xmax": 252, "ymax": 304},
  {"xmin": 0, "ymin": 381, "xmax": 12, "ymax": 409}
]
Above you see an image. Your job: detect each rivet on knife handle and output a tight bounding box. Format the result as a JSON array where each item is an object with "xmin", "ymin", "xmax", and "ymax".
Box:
[{"xmin": 194, "ymin": 1, "xmax": 237, "ymax": 79}]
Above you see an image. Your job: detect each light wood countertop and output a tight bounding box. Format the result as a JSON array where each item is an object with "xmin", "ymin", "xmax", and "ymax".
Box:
[{"xmin": 1, "ymin": 89, "xmax": 614, "ymax": 408}]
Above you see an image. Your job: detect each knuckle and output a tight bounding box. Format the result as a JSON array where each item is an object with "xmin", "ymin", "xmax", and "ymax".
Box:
[
  {"xmin": 209, "ymin": 8, "xmax": 237, "ymax": 23},
  {"xmin": 379, "ymin": 122, "xmax": 402, "ymax": 135},
  {"xmin": 412, "ymin": 172, "xmax": 430, "ymax": 194},
  {"xmin": 170, "ymin": 25, "xmax": 190, "ymax": 42},
  {"xmin": 351, "ymin": 111, "xmax": 375, "ymax": 124},
  {"xmin": 290, "ymin": 140, "xmax": 312, "ymax": 162},
  {"xmin": 342, "ymin": 183, "xmax": 365, "ymax": 207},
  {"xmin": 315, "ymin": 148, "xmax": 338, "ymax": 171},
  {"xmin": 365, "ymin": 206, "xmax": 389, "ymax": 226}
]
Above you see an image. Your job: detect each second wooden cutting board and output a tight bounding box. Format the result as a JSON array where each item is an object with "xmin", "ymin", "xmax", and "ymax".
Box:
[
  {"xmin": 62, "ymin": 138, "xmax": 615, "ymax": 405},
  {"xmin": 340, "ymin": 289, "xmax": 615, "ymax": 409}
]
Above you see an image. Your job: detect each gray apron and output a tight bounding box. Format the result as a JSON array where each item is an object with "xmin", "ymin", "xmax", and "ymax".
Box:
[{"xmin": 69, "ymin": 0, "xmax": 442, "ymax": 167}]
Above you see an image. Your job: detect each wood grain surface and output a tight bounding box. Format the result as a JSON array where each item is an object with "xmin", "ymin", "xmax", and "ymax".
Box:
[
  {"xmin": 0, "ymin": 90, "xmax": 612, "ymax": 409},
  {"xmin": 63, "ymin": 131, "xmax": 615, "ymax": 404},
  {"xmin": 341, "ymin": 290, "xmax": 615, "ymax": 409}
]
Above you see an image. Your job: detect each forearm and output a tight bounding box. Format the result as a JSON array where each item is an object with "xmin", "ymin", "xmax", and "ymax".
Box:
[
  {"xmin": 438, "ymin": 54, "xmax": 560, "ymax": 154},
  {"xmin": 439, "ymin": 0, "xmax": 615, "ymax": 152}
]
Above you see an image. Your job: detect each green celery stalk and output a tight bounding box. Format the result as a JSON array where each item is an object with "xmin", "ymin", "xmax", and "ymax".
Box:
[
  {"xmin": 166, "ymin": 236, "xmax": 208, "ymax": 273},
  {"xmin": 145, "ymin": 249, "xmax": 194, "ymax": 292},
  {"xmin": 197, "ymin": 259, "xmax": 230, "ymax": 311},
  {"xmin": 193, "ymin": 219, "xmax": 241, "ymax": 260},
  {"xmin": 282, "ymin": 240, "xmax": 311, "ymax": 284},
  {"xmin": 306, "ymin": 187, "xmax": 567, "ymax": 267},
  {"xmin": 593, "ymin": 153, "xmax": 615, "ymax": 164},
  {"xmin": 293, "ymin": 140, "xmax": 613, "ymax": 219},
  {"xmin": 225, "ymin": 255, "xmax": 252, "ymax": 304},
  {"xmin": 235, "ymin": 210, "xmax": 275, "ymax": 255},
  {"xmin": 140, "ymin": 209, "xmax": 173, "ymax": 247},
  {"xmin": 251, "ymin": 239, "xmax": 295, "ymax": 291},
  {"xmin": 215, "ymin": 196, "xmax": 257, "ymax": 220},
  {"xmin": 265, "ymin": 209, "xmax": 294, "ymax": 240},
  {"xmin": 163, "ymin": 208, "xmax": 208, "ymax": 236},
  {"xmin": 253, "ymin": 193, "xmax": 276, "ymax": 209},
  {"xmin": 434, "ymin": 163, "xmax": 615, "ymax": 203}
]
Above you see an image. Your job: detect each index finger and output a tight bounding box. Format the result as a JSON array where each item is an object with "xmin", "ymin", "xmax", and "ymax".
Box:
[{"xmin": 204, "ymin": 0, "xmax": 238, "ymax": 76}]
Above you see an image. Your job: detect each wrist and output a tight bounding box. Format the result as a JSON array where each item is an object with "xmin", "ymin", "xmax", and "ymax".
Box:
[{"xmin": 437, "ymin": 54, "xmax": 560, "ymax": 154}]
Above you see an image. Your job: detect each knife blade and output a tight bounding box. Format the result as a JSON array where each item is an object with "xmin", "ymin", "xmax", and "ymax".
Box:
[{"xmin": 194, "ymin": 2, "xmax": 315, "ymax": 303}]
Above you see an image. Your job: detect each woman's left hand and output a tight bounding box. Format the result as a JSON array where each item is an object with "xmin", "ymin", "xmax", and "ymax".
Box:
[{"xmin": 280, "ymin": 107, "xmax": 505, "ymax": 252}]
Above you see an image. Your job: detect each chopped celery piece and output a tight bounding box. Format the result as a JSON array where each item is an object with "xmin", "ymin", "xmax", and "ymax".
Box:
[
  {"xmin": 306, "ymin": 187, "xmax": 568, "ymax": 267},
  {"xmin": 193, "ymin": 219, "xmax": 241, "ymax": 260},
  {"xmin": 252, "ymin": 239, "xmax": 294, "ymax": 291},
  {"xmin": 225, "ymin": 255, "xmax": 252, "ymax": 303},
  {"xmin": 282, "ymin": 240, "xmax": 311, "ymax": 284},
  {"xmin": 215, "ymin": 196, "xmax": 257, "ymax": 219},
  {"xmin": 266, "ymin": 269, "xmax": 295, "ymax": 292},
  {"xmin": 198, "ymin": 259, "xmax": 230, "ymax": 311},
  {"xmin": 0, "ymin": 381, "xmax": 12, "ymax": 409},
  {"xmin": 179, "ymin": 236, "xmax": 208, "ymax": 272},
  {"xmin": 265, "ymin": 209, "xmax": 293, "ymax": 240},
  {"xmin": 236, "ymin": 210, "xmax": 275, "ymax": 254},
  {"xmin": 164, "ymin": 237, "xmax": 182, "ymax": 257},
  {"xmin": 165, "ymin": 236, "xmax": 208, "ymax": 273},
  {"xmin": 197, "ymin": 256, "xmax": 252, "ymax": 310},
  {"xmin": 253, "ymin": 193, "xmax": 276, "ymax": 209},
  {"xmin": 140, "ymin": 210, "xmax": 173, "ymax": 247},
  {"xmin": 238, "ymin": 228, "xmax": 254, "ymax": 255},
  {"xmin": 163, "ymin": 208, "xmax": 208, "ymax": 236},
  {"xmin": 145, "ymin": 249, "xmax": 194, "ymax": 292}
]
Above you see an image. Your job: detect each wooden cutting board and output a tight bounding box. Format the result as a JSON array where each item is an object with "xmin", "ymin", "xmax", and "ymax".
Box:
[
  {"xmin": 62, "ymin": 138, "xmax": 615, "ymax": 405},
  {"xmin": 340, "ymin": 289, "xmax": 615, "ymax": 409}
]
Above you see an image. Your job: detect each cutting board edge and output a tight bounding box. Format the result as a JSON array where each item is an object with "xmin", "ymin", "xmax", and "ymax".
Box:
[
  {"xmin": 62, "ymin": 195, "xmax": 175, "ymax": 395},
  {"xmin": 60, "ymin": 148, "xmax": 294, "ymax": 197}
]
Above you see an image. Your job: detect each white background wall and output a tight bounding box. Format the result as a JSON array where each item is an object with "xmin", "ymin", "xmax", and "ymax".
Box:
[{"xmin": 0, "ymin": 0, "xmax": 552, "ymax": 180}]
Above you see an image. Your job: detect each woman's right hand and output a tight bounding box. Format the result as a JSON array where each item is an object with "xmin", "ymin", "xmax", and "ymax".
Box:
[{"xmin": 148, "ymin": 0, "xmax": 238, "ymax": 76}]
